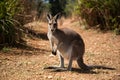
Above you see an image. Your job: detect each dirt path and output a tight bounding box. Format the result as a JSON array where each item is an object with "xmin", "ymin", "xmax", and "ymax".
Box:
[{"xmin": 0, "ymin": 19, "xmax": 120, "ymax": 80}]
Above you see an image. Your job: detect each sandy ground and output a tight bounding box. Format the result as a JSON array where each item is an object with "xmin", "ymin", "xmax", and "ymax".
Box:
[{"xmin": 0, "ymin": 19, "xmax": 120, "ymax": 80}]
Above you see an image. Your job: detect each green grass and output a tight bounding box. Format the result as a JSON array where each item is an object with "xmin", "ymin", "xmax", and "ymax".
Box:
[{"xmin": 2, "ymin": 47, "xmax": 11, "ymax": 53}]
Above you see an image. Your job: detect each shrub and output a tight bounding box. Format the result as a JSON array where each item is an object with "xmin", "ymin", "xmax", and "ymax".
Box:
[
  {"xmin": 0, "ymin": 0, "xmax": 23, "ymax": 46},
  {"xmin": 75, "ymin": 0, "xmax": 120, "ymax": 34}
]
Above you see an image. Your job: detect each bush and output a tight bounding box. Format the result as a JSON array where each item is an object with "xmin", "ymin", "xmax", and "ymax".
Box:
[
  {"xmin": 0, "ymin": 0, "xmax": 23, "ymax": 46},
  {"xmin": 48, "ymin": 0, "xmax": 66, "ymax": 16},
  {"xmin": 64, "ymin": 0, "xmax": 76, "ymax": 17},
  {"xmin": 75, "ymin": 0, "xmax": 120, "ymax": 34}
]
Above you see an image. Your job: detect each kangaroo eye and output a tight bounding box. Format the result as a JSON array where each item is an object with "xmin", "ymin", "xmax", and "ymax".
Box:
[
  {"xmin": 54, "ymin": 23, "xmax": 57, "ymax": 26},
  {"xmin": 49, "ymin": 23, "xmax": 52, "ymax": 25}
]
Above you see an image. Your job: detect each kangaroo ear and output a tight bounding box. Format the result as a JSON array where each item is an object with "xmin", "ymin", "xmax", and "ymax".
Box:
[
  {"xmin": 47, "ymin": 13, "xmax": 52, "ymax": 21},
  {"xmin": 54, "ymin": 13, "xmax": 61, "ymax": 21}
]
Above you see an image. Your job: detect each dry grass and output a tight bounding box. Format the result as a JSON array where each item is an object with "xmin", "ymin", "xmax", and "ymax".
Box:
[{"xmin": 0, "ymin": 19, "xmax": 120, "ymax": 80}]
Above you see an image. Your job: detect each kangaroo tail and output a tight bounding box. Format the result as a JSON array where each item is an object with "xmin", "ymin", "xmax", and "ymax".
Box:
[{"xmin": 77, "ymin": 57, "xmax": 89, "ymax": 70}]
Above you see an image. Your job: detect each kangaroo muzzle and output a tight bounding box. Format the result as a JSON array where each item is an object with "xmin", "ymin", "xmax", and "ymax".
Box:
[
  {"xmin": 52, "ymin": 50, "xmax": 57, "ymax": 55},
  {"xmin": 51, "ymin": 28, "xmax": 56, "ymax": 33}
]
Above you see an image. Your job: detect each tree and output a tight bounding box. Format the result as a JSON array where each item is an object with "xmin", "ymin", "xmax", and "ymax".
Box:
[{"xmin": 49, "ymin": 0, "xmax": 66, "ymax": 16}]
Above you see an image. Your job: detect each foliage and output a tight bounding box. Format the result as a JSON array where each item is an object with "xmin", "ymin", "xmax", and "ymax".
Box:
[
  {"xmin": 36, "ymin": 0, "xmax": 51, "ymax": 21},
  {"xmin": 37, "ymin": 0, "xmax": 47, "ymax": 18},
  {"xmin": 64, "ymin": 0, "xmax": 76, "ymax": 17},
  {"xmin": 18, "ymin": 0, "xmax": 49, "ymax": 21},
  {"xmin": 0, "ymin": 0, "xmax": 23, "ymax": 46},
  {"xmin": 48, "ymin": 0, "xmax": 66, "ymax": 16},
  {"xmin": 74, "ymin": 0, "xmax": 120, "ymax": 34},
  {"xmin": 2, "ymin": 47, "xmax": 11, "ymax": 53},
  {"xmin": 15, "ymin": 0, "xmax": 38, "ymax": 24}
]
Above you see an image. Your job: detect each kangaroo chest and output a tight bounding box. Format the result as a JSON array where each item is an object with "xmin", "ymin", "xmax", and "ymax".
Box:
[{"xmin": 53, "ymin": 35, "xmax": 71, "ymax": 56}]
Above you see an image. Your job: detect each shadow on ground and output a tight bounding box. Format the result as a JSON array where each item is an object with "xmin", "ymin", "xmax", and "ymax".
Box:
[
  {"xmin": 72, "ymin": 65, "xmax": 115, "ymax": 74},
  {"xmin": 23, "ymin": 27, "xmax": 48, "ymax": 40},
  {"xmin": 44, "ymin": 65, "xmax": 115, "ymax": 74},
  {"xmin": 0, "ymin": 43, "xmax": 50, "ymax": 56}
]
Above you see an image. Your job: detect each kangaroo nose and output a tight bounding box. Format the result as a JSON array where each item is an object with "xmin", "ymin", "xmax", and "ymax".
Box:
[
  {"xmin": 51, "ymin": 29, "xmax": 54, "ymax": 32},
  {"xmin": 51, "ymin": 29, "xmax": 55, "ymax": 32}
]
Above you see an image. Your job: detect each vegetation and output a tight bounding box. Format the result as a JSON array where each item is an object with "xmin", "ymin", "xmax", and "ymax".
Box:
[
  {"xmin": 64, "ymin": 0, "xmax": 77, "ymax": 17},
  {"xmin": 0, "ymin": 0, "xmax": 120, "ymax": 48},
  {"xmin": 48, "ymin": 0, "xmax": 66, "ymax": 16},
  {"xmin": 0, "ymin": 1, "xmax": 119, "ymax": 80},
  {"xmin": 46, "ymin": 0, "xmax": 120, "ymax": 34},
  {"xmin": 74, "ymin": 0, "xmax": 120, "ymax": 34},
  {"xmin": 0, "ymin": 0, "xmax": 23, "ymax": 47},
  {"xmin": 0, "ymin": 0, "xmax": 46, "ymax": 47}
]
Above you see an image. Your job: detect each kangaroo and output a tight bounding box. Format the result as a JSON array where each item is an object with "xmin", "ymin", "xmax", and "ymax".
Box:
[{"xmin": 47, "ymin": 13, "xmax": 88, "ymax": 71}]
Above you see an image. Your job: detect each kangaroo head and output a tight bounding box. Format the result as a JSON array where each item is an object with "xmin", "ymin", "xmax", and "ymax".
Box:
[{"xmin": 47, "ymin": 13, "xmax": 60, "ymax": 32}]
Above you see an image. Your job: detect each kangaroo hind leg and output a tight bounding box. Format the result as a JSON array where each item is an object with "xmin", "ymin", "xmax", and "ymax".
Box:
[
  {"xmin": 67, "ymin": 46, "xmax": 74, "ymax": 71},
  {"xmin": 58, "ymin": 53, "xmax": 64, "ymax": 68}
]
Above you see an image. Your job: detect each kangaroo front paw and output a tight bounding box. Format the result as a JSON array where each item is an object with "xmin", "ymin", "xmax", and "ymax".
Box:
[
  {"xmin": 52, "ymin": 50, "xmax": 56, "ymax": 55},
  {"xmin": 67, "ymin": 67, "xmax": 72, "ymax": 71}
]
